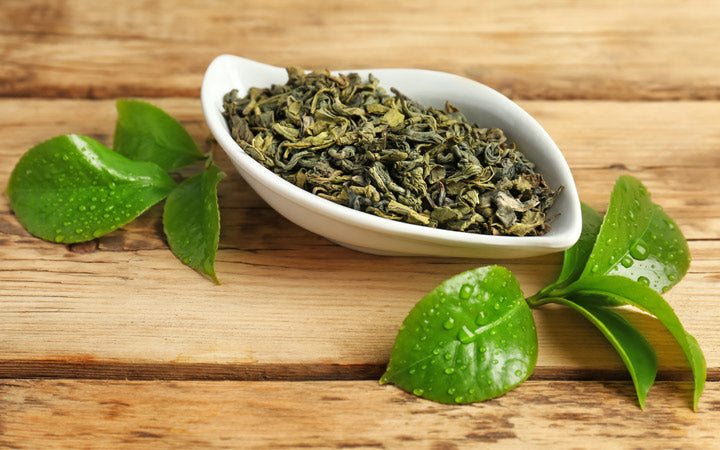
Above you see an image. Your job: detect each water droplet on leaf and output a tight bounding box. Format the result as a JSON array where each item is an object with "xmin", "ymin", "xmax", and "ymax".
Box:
[
  {"xmin": 621, "ymin": 256, "xmax": 634, "ymax": 268},
  {"xmin": 630, "ymin": 240, "xmax": 649, "ymax": 260}
]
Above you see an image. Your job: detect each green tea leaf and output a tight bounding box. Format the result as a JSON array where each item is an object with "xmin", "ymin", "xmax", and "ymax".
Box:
[
  {"xmin": 380, "ymin": 266, "xmax": 537, "ymax": 404},
  {"xmin": 7, "ymin": 134, "xmax": 176, "ymax": 243},
  {"xmin": 545, "ymin": 295, "xmax": 657, "ymax": 409},
  {"xmin": 163, "ymin": 163, "xmax": 225, "ymax": 283},
  {"xmin": 557, "ymin": 203, "xmax": 603, "ymax": 287},
  {"xmin": 114, "ymin": 99, "xmax": 205, "ymax": 171},
  {"xmin": 564, "ymin": 275, "xmax": 706, "ymax": 410},
  {"xmin": 531, "ymin": 202, "xmax": 602, "ymax": 301},
  {"xmin": 582, "ymin": 175, "xmax": 690, "ymax": 294}
]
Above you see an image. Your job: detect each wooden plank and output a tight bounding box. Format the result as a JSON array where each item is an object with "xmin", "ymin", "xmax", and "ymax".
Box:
[
  {"xmin": 1, "ymin": 379, "xmax": 718, "ymax": 449},
  {"xmin": 1, "ymin": 0, "xmax": 720, "ymax": 100},
  {"xmin": 1, "ymin": 99, "xmax": 718, "ymax": 379}
]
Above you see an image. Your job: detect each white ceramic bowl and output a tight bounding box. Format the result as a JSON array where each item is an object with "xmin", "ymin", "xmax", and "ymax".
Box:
[{"xmin": 201, "ymin": 55, "xmax": 581, "ymax": 258}]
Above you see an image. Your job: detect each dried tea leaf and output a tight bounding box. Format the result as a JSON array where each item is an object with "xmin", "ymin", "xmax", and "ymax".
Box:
[{"xmin": 223, "ymin": 68, "xmax": 559, "ymax": 237}]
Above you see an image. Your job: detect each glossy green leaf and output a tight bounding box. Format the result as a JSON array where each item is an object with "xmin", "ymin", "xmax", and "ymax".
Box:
[
  {"xmin": 114, "ymin": 99, "xmax": 205, "ymax": 171},
  {"xmin": 531, "ymin": 202, "xmax": 602, "ymax": 302},
  {"xmin": 380, "ymin": 266, "xmax": 537, "ymax": 404},
  {"xmin": 6, "ymin": 134, "xmax": 176, "ymax": 243},
  {"xmin": 563, "ymin": 275, "xmax": 706, "ymax": 410},
  {"xmin": 163, "ymin": 163, "xmax": 225, "ymax": 283},
  {"xmin": 545, "ymin": 295, "xmax": 657, "ymax": 409},
  {"xmin": 582, "ymin": 175, "xmax": 690, "ymax": 294}
]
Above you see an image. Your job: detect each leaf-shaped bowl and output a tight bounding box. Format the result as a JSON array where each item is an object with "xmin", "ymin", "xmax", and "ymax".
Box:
[{"xmin": 201, "ymin": 55, "xmax": 581, "ymax": 258}]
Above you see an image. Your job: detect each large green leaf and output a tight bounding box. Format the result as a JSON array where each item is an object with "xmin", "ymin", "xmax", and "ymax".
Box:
[
  {"xmin": 563, "ymin": 275, "xmax": 706, "ymax": 410},
  {"xmin": 581, "ymin": 175, "xmax": 690, "ymax": 294},
  {"xmin": 7, "ymin": 134, "xmax": 176, "ymax": 243},
  {"xmin": 546, "ymin": 295, "xmax": 657, "ymax": 409},
  {"xmin": 114, "ymin": 99, "xmax": 205, "ymax": 171},
  {"xmin": 163, "ymin": 163, "xmax": 225, "ymax": 283},
  {"xmin": 381, "ymin": 266, "xmax": 537, "ymax": 404}
]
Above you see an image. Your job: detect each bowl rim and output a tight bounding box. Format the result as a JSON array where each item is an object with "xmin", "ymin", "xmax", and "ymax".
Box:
[{"xmin": 201, "ymin": 54, "xmax": 582, "ymax": 252}]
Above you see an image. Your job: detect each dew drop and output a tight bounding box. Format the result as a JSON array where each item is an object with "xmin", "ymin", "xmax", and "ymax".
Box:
[
  {"xmin": 515, "ymin": 369, "xmax": 523, "ymax": 377},
  {"xmin": 591, "ymin": 264, "xmax": 599, "ymax": 273},
  {"xmin": 637, "ymin": 276, "xmax": 650, "ymax": 286},
  {"xmin": 447, "ymin": 388, "xmax": 456, "ymax": 395},
  {"xmin": 459, "ymin": 284, "xmax": 473, "ymax": 299},
  {"xmin": 432, "ymin": 348, "xmax": 440, "ymax": 355},
  {"xmin": 412, "ymin": 388, "xmax": 424, "ymax": 396},
  {"xmin": 492, "ymin": 359, "xmax": 499, "ymax": 365},
  {"xmin": 630, "ymin": 240, "xmax": 650, "ymax": 260},
  {"xmin": 444, "ymin": 353, "xmax": 452, "ymax": 361},
  {"xmin": 444, "ymin": 368, "xmax": 454, "ymax": 375},
  {"xmin": 666, "ymin": 221, "xmax": 676, "ymax": 230},
  {"xmin": 75, "ymin": 228, "xmax": 83, "ymax": 234},
  {"xmin": 54, "ymin": 235, "xmax": 64, "ymax": 242},
  {"xmin": 92, "ymin": 229, "xmax": 103, "ymax": 238},
  {"xmin": 668, "ymin": 273, "xmax": 677, "ymax": 281},
  {"xmin": 620, "ymin": 256, "xmax": 634, "ymax": 268},
  {"xmin": 454, "ymin": 396, "xmax": 463, "ymax": 403},
  {"xmin": 409, "ymin": 368, "xmax": 416, "ymax": 375},
  {"xmin": 442, "ymin": 318, "xmax": 455, "ymax": 330},
  {"xmin": 78, "ymin": 205, "xmax": 87, "ymax": 212},
  {"xmin": 662, "ymin": 285, "xmax": 670, "ymax": 293},
  {"xmin": 493, "ymin": 303, "xmax": 500, "ymax": 310}
]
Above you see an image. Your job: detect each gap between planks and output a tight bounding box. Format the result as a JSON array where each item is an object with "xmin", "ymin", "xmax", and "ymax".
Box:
[{"xmin": 1, "ymin": 360, "xmax": 717, "ymax": 383}]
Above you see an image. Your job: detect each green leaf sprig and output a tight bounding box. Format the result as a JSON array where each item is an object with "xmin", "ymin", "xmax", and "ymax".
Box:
[
  {"xmin": 382, "ymin": 175, "xmax": 705, "ymax": 410},
  {"xmin": 6, "ymin": 100, "xmax": 224, "ymax": 283}
]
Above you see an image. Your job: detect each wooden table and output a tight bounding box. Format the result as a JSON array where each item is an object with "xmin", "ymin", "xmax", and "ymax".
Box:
[{"xmin": 1, "ymin": 1, "xmax": 719, "ymax": 448}]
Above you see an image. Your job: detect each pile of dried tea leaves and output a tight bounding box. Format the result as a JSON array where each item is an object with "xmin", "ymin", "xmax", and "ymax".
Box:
[{"xmin": 222, "ymin": 67, "xmax": 560, "ymax": 236}]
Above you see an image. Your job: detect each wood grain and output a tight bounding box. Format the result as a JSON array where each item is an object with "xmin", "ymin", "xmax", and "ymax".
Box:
[
  {"xmin": 1, "ymin": 99, "xmax": 718, "ymax": 380},
  {"xmin": 1, "ymin": 0, "xmax": 720, "ymax": 100},
  {"xmin": 1, "ymin": 379, "xmax": 718, "ymax": 449}
]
